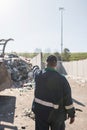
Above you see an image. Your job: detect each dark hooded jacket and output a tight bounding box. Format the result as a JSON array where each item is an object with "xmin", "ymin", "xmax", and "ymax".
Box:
[{"xmin": 32, "ymin": 67, "xmax": 75, "ymax": 123}]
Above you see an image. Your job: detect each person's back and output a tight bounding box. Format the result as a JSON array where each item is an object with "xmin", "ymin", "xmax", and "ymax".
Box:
[{"xmin": 32, "ymin": 55, "xmax": 75, "ymax": 130}]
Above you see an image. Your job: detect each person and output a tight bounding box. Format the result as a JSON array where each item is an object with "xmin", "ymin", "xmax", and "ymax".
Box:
[{"xmin": 32, "ymin": 55, "xmax": 75, "ymax": 130}]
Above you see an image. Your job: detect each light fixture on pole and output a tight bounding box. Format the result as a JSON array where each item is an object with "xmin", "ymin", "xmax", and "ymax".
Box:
[{"xmin": 59, "ymin": 7, "xmax": 64, "ymax": 55}]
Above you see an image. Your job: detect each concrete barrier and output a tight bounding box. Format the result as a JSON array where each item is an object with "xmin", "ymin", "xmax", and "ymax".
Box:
[
  {"xmin": 62, "ymin": 59, "xmax": 87, "ymax": 79},
  {"xmin": 30, "ymin": 53, "xmax": 42, "ymax": 69}
]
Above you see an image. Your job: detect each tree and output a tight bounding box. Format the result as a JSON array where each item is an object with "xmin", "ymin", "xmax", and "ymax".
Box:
[
  {"xmin": 62, "ymin": 48, "xmax": 71, "ymax": 61},
  {"xmin": 34, "ymin": 48, "xmax": 42, "ymax": 53},
  {"xmin": 54, "ymin": 52, "xmax": 61, "ymax": 61}
]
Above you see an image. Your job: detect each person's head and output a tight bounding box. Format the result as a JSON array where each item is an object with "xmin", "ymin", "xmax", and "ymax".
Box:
[{"xmin": 46, "ymin": 55, "xmax": 57, "ymax": 68}]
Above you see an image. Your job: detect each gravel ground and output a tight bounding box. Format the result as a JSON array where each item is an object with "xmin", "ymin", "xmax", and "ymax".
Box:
[{"xmin": 0, "ymin": 77, "xmax": 87, "ymax": 130}]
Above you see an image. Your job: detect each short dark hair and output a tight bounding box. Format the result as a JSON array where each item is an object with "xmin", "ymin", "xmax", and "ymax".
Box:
[{"xmin": 46, "ymin": 55, "xmax": 57, "ymax": 63}]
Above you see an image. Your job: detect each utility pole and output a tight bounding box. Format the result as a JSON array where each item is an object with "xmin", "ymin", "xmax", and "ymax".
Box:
[{"xmin": 59, "ymin": 7, "xmax": 64, "ymax": 55}]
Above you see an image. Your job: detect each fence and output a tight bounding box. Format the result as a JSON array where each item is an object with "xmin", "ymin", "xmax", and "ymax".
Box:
[
  {"xmin": 31, "ymin": 53, "xmax": 87, "ymax": 79},
  {"xmin": 62, "ymin": 59, "xmax": 87, "ymax": 79}
]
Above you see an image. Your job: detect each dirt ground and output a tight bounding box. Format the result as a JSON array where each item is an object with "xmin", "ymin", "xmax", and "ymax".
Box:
[{"xmin": 0, "ymin": 77, "xmax": 87, "ymax": 130}]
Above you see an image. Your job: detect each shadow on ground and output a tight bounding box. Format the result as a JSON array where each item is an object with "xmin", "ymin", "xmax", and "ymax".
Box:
[{"xmin": 73, "ymin": 98, "xmax": 85, "ymax": 107}]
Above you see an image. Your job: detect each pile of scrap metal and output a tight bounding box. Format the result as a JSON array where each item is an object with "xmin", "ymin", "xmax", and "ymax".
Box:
[
  {"xmin": 4, "ymin": 54, "xmax": 34, "ymax": 88},
  {"xmin": 0, "ymin": 38, "xmax": 34, "ymax": 90}
]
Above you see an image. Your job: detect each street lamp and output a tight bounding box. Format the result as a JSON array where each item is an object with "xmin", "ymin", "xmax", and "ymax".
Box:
[{"xmin": 59, "ymin": 7, "xmax": 64, "ymax": 55}]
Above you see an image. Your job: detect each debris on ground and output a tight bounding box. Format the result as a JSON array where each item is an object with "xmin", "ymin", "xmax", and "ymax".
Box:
[
  {"xmin": 24, "ymin": 109, "xmax": 35, "ymax": 120},
  {"xmin": 0, "ymin": 53, "xmax": 35, "ymax": 90}
]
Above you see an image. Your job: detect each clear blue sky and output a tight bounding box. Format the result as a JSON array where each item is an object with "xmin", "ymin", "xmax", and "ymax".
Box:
[{"xmin": 0, "ymin": 0, "xmax": 87, "ymax": 53}]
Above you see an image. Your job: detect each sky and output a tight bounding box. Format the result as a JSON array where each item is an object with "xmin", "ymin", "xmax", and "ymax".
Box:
[{"xmin": 0, "ymin": 0, "xmax": 87, "ymax": 53}]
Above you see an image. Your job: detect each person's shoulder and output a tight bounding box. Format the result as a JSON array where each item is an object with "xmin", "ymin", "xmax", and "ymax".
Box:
[
  {"xmin": 56, "ymin": 72, "xmax": 67, "ymax": 80},
  {"xmin": 60, "ymin": 73, "xmax": 67, "ymax": 80}
]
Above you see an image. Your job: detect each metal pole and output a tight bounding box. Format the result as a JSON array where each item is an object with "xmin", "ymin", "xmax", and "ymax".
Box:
[{"xmin": 59, "ymin": 7, "xmax": 64, "ymax": 54}]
